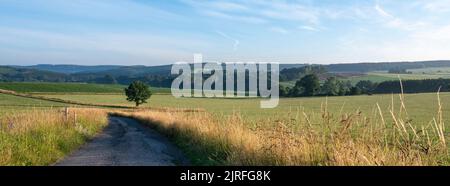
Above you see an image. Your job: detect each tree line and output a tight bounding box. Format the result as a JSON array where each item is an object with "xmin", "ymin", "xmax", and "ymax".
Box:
[
  {"xmin": 374, "ymin": 79, "xmax": 450, "ymax": 94},
  {"xmin": 280, "ymin": 65, "xmax": 327, "ymax": 81},
  {"xmin": 280, "ymin": 74, "xmax": 376, "ymax": 97},
  {"xmin": 281, "ymin": 74, "xmax": 450, "ymax": 97}
]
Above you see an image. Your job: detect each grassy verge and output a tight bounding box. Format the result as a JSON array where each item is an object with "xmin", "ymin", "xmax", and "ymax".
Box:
[
  {"xmin": 0, "ymin": 108, "xmax": 108, "ymax": 165},
  {"xmin": 112, "ymin": 92, "xmax": 449, "ymax": 166},
  {"xmin": 0, "ymin": 82, "xmax": 125, "ymax": 93},
  {"xmin": 0, "ymin": 82, "xmax": 172, "ymax": 94},
  {"xmin": 0, "ymin": 89, "xmax": 133, "ymax": 109},
  {"xmin": 1, "ymin": 89, "xmax": 204, "ymax": 112}
]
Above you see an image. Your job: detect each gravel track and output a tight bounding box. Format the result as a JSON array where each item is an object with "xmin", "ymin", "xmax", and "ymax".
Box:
[{"xmin": 56, "ymin": 117, "xmax": 189, "ymax": 166}]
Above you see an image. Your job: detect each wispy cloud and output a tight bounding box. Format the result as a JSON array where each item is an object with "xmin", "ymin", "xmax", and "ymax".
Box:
[
  {"xmin": 3, "ymin": 0, "xmax": 182, "ymax": 21},
  {"xmin": 256, "ymin": 1, "xmax": 320, "ymax": 25},
  {"xmin": 0, "ymin": 27, "xmax": 210, "ymax": 65},
  {"xmin": 182, "ymin": 0, "xmax": 320, "ymax": 25},
  {"xmin": 374, "ymin": 3, "xmax": 426, "ymax": 31},
  {"xmin": 208, "ymin": 1, "xmax": 249, "ymax": 11},
  {"xmin": 333, "ymin": 1, "xmax": 450, "ymax": 63},
  {"xmin": 3, "ymin": 0, "xmax": 450, "ymax": 65},
  {"xmin": 299, "ymin": 25, "xmax": 320, "ymax": 32},
  {"xmin": 375, "ymin": 4, "xmax": 393, "ymax": 18},
  {"xmin": 203, "ymin": 10, "xmax": 267, "ymax": 24},
  {"xmin": 215, "ymin": 31, "xmax": 240, "ymax": 51}
]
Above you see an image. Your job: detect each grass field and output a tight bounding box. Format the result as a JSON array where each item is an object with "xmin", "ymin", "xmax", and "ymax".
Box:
[
  {"xmin": 341, "ymin": 68, "xmax": 450, "ymax": 84},
  {"xmin": 0, "ymin": 108, "xmax": 108, "ymax": 165},
  {"xmin": 40, "ymin": 93, "xmax": 450, "ymax": 127},
  {"xmin": 0, "ymin": 93, "xmax": 70, "ymax": 112},
  {"xmin": 0, "ymin": 82, "xmax": 448, "ymax": 165},
  {"xmin": 0, "ymin": 82, "xmax": 171, "ymax": 94},
  {"xmin": 408, "ymin": 67, "xmax": 450, "ymax": 74},
  {"xmin": 341, "ymin": 73, "xmax": 399, "ymax": 84},
  {"xmin": 0, "ymin": 94, "xmax": 105, "ymax": 166},
  {"xmin": 113, "ymin": 94, "xmax": 449, "ymax": 165},
  {"xmin": 368, "ymin": 72, "xmax": 450, "ymax": 80}
]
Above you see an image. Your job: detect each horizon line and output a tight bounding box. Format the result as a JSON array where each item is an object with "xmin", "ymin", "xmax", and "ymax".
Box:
[{"xmin": 4, "ymin": 59, "xmax": 450, "ymax": 67}]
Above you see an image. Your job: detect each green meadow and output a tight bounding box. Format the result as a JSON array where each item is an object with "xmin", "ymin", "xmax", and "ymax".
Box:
[
  {"xmin": 341, "ymin": 68, "xmax": 450, "ymax": 84},
  {"xmin": 0, "ymin": 82, "xmax": 448, "ymax": 165},
  {"xmin": 1, "ymin": 82, "xmax": 448, "ymax": 128},
  {"xmin": 39, "ymin": 93, "xmax": 449, "ymax": 128},
  {"xmin": 0, "ymin": 93, "xmax": 70, "ymax": 115},
  {"xmin": 0, "ymin": 82, "xmax": 170, "ymax": 94}
]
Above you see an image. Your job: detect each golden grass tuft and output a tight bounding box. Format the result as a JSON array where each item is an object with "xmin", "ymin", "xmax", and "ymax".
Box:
[
  {"xmin": 0, "ymin": 108, "xmax": 108, "ymax": 165},
  {"xmin": 112, "ymin": 92, "xmax": 448, "ymax": 166}
]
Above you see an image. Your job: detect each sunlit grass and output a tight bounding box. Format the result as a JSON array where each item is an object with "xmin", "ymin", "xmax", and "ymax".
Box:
[
  {"xmin": 41, "ymin": 93, "xmax": 450, "ymax": 128},
  {"xmin": 0, "ymin": 108, "xmax": 108, "ymax": 165},
  {"xmin": 112, "ymin": 91, "xmax": 449, "ymax": 165},
  {"xmin": 1, "ymin": 83, "xmax": 448, "ymax": 166}
]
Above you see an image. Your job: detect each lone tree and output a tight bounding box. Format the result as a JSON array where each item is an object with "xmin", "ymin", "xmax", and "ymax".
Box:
[{"xmin": 124, "ymin": 81, "xmax": 152, "ymax": 107}]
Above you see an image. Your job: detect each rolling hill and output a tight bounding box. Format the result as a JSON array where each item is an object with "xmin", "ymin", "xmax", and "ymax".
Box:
[
  {"xmin": 13, "ymin": 64, "xmax": 122, "ymax": 74},
  {"xmin": 2, "ymin": 60, "xmax": 450, "ymax": 88}
]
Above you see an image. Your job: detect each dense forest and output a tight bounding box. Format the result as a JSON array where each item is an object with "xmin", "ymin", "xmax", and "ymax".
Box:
[
  {"xmin": 280, "ymin": 75, "xmax": 375, "ymax": 97},
  {"xmin": 0, "ymin": 66, "xmax": 175, "ymax": 87}
]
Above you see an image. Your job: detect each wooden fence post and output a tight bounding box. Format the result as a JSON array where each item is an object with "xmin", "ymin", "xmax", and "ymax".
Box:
[
  {"xmin": 65, "ymin": 107, "xmax": 69, "ymax": 123},
  {"xmin": 74, "ymin": 111, "xmax": 77, "ymax": 126}
]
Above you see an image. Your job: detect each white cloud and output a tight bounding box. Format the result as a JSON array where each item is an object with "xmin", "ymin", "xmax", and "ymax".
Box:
[
  {"xmin": 374, "ymin": 3, "xmax": 427, "ymax": 31},
  {"xmin": 4, "ymin": 0, "xmax": 450, "ymax": 65},
  {"xmin": 182, "ymin": 0, "xmax": 320, "ymax": 25},
  {"xmin": 375, "ymin": 4, "xmax": 393, "ymax": 18},
  {"xmin": 181, "ymin": 0, "xmax": 265, "ymax": 24},
  {"xmin": 335, "ymin": 23, "xmax": 450, "ymax": 63},
  {"xmin": 299, "ymin": 25, "xmax": 319, "ymax": 32}
]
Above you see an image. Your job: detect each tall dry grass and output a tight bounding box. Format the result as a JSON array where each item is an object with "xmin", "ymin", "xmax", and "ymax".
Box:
[
  {"xmin": 112, "ymin": 91, "xmax": 448, "ymax": 166},
  {"xmin": 0, "ymin": 108, "xmax": 108, "ymax": 165}
]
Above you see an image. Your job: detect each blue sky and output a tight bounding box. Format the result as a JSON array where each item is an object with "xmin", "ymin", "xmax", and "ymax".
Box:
[{"xmin": 1, "ymin": 0, "xmax": 450, "ymax": 65}]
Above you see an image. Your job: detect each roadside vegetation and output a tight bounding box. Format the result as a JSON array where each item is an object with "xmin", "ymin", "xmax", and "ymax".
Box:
[
  {"xmin": 0, "ymin": 108, "xmax": 108, "ymax": 165},
  {"xmin": 112, "ymin": 91, "xmax": 448, "ymax": 166}
]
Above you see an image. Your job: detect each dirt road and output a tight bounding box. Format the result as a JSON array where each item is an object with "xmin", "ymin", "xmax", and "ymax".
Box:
[{"xmin": 56, "ymin": 117, "xmax": 189, "ymax": 166}]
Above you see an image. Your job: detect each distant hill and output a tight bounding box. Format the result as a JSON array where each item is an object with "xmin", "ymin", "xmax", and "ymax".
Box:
[
  {"xmin": 2, "ymin": 60, "xmax": 450, "ymax": 87},
  {"xmin": 11, "ymin": 61, "xmax": 450, "ymax": 75},
  {"xmin": 16, "ymin": 63, "xmax": 306, "ymax": 76},
  {"xmin": 0, "ymin": 66, "xmax": 68, "ymax": 82},
  {"xmin": 74, "ymin": 65, "xmax": 173, "ymax": 77},
  {"xmin": 14, "ymin": 64, "xmax": 122, "ymax": 74}
]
